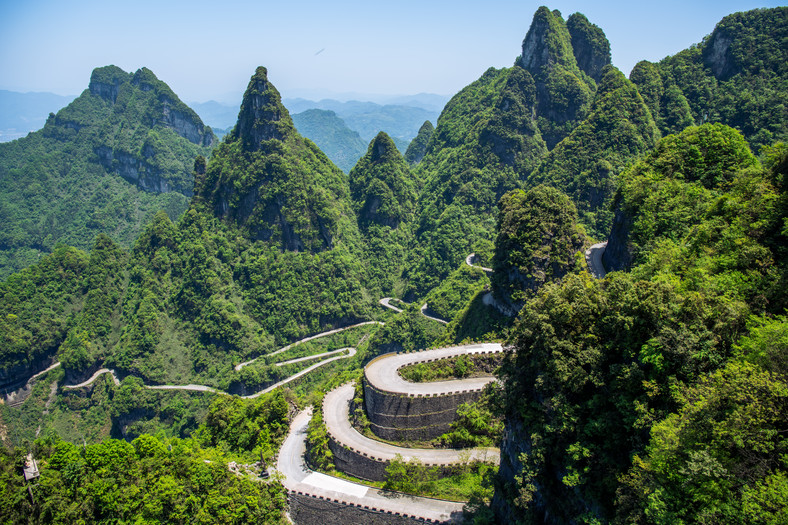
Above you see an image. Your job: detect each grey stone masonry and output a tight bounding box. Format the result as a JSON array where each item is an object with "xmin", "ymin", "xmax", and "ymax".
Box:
[
  {"xmin": 363, "ymin": 381, "xmax": 482, "ymax": 441},
  {"xmin": 362, "ymin": 343, "xmax": 503, "ymax": 441}
]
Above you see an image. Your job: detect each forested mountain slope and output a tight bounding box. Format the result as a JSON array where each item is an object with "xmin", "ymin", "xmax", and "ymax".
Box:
[
  {"xmin": 0, "ymin": 66, "xmax": 216, "ymax": 279},
  {"xmin": 1, "ymin": 66, "xmax": 374, "ymax": 396},
  {"xmin": 291, "ymin": 109, "xmax": 367, "ymax": 173},
  {"xmin": 349, "ymin": 131, "xmax": 418, "ymax": 294},
  {"xmin": 404, "ymin": 7, "xmax": 609, "ymax": 296},
  {"xmin": 630, "ymin": 6, "xmax": 788, "ymax": 149},
  {"xmin": 493, "ymin": 125, "xmax": 788, "ymax": 523}
]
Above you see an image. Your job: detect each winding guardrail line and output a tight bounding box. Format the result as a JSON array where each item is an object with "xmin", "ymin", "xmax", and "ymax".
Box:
[
  {"xmin": 235, "ymin": 321, "xmax": 382, "ymax": 371},
  {"xmin": 275, "ymin": 408, "xmax": 464, "ymax": 523},
  {"xmin": 323, "ymin": 382, "xmax": 499, "ymax": 465},
  {"xmin": 364, "ymin": 343, "xmax": 503, "ymax": 397}
]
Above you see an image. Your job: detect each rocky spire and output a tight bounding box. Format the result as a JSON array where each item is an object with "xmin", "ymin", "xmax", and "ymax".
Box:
[
  {"xmin": 517, "ymin": 7, "xmax": 595, "ymax": 149},
  {"xmin": 520, "ymin": 7, "xmax": 578, "ymax": 74},
  {"xmin": 233, "ymin": 66, "xmax": 294, "ymax": 151},
  {"xmin": 404, "ymin": 120, "xmax": 434, "ymax": 165}
]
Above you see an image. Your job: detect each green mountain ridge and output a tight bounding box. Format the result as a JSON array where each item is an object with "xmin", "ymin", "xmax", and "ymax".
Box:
[
  {"xmin": 291, "ymin": 109, "xmax": 367, "ymax": 174},
  {"xmin": 630, "ymin": 6, "xmax": 788, "ymax": 149},
  {"xmin": 0, "ymin": 65, "xmax": 216, "ymax": 279},
  {"xmin": 1, "ymin": 6, "xmax": 788, "ymax": 525}
]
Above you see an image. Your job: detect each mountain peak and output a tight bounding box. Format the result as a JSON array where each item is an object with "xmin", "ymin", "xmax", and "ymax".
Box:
[
  {"xmin": 88, "ymin": 65, "xmax": 128, "ymax": 103},
  {"xmin": 349, "ymin": 131, "xmax": 415, "ymax": 230},
  {"xmin": 233, "ymin": 66, "xmax": 294, "ymax": 151},
  {"xmin": 520, "ymin": 7, "xmax": 577, "ymax": 74},
  {"xmin": 566, "ymin": 12, "xmax": 611, "ymax": 82},
  {"xmin": 369, "ymin": 131, "xmax": 399, "ymax": 162}
]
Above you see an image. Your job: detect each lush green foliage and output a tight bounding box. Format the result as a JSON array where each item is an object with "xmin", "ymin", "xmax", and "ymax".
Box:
[
  {"xmin": 367, "ymin": 303, "xmax": 445, "ymax": 354},
  {"xmin": 405, "ymin": 66, "xmax": 547, "ymax": 296},
  {"xmin": 398, "ymin": 353, "xmax": 501, "ymax": 383},
  {"xmin": 291, "ymin": 109, "xmax": 367, "ymax": 173},
  {"xmin": 0, "ymin": 245, "xmax": 88, "ymax": 375},
  {"xmin": 0, "ymin": 65, "xmax": 215, "ymax": 279},
  {"xmin": 439, "ymin": 384, "xmax": 504, "ymax": 449},
  {"xmin": 424, "ymin": 263, "xmax": 490, "ymax": 322},
  {"xmin": 199, "ymin": 391, "xmax": 289, "ymax": 461},
  {"xmin": 566, "ymin": 13, "xmax": 611, "ymax": 82},
  {"xmin": 495, "ymin": 125, "xmax": 787, "ymax": 523},
  {"xmin": 518, "ymin": 7, "xmax": 596, "ymax": 149},
  {"xmin": 492, "ymin": 185, "xmax": 586, "ymax": 311},
  {"xmin": 630, "ymin": 7, "xmax": 788, "ymax": 149},
  {"xmin": 530, "ymin": 65, "xmax": 661, "ymax": 236},
  {"xmin": 0, "ymin": 433, "xmax": 286, "ymax": 524},
  {"xmin": 384, "ymin": 454, "xmax": 495, "ymax": 502}
]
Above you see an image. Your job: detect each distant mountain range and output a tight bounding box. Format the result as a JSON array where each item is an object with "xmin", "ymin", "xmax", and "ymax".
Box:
[
  {"xmin": 189, "ymin": 96, "xmax": 445, "ymax": 143},
  {"xmin": 0, "ymin": 90, "xmax": 75, "ymax": 142}
]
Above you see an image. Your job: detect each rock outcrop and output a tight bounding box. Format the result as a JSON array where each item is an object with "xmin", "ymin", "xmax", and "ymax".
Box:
[{"xmin": 200, "ymin": 66, "xmax": 359, "ymax": 253}]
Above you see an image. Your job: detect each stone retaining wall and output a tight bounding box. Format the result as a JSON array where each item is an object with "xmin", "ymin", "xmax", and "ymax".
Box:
[
  {"xmin": 363, "ymin": 380, "xmax": 484, "ymax": 441},
  {"xmin": 288, "ymin": 491, "xmax": 455, "ymax": 524},
  {"xmin": 325, "ymin": 428, "xmax": 470, "ymax": 483}
]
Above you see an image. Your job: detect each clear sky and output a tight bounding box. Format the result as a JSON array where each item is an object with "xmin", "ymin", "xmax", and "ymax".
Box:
[{"xmin": 0, "ymin": 0, "xmax": 783, "ymax": 104}]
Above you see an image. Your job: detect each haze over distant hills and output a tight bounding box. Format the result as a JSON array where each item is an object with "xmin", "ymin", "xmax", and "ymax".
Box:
[
  {"xmin": 0, "ymin": 90, "xmax": 76, "ymax": 142},
  {"xmin": 190, "ymin": 95, "xmax": 445, "ymax": 144}
]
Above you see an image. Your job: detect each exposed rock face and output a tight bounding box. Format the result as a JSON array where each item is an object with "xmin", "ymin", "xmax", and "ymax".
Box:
[
  {"xmin": 602, "ymin": 207, "xmax": 633, "ymax": 272},
  {"xmin": 233, "ymin": 66, "xmax": 287, "ymax": 151},
  {"xmin": 492, "ymin": 417, "xmax": 543, "ymax": 523},
  {"xmin": 703, "ymin": 27, "xmax": 735, "ymax": 80},
  {"xmin": 161, "ymin": 96, "xmax": 215, "ymax": 147},
  {"xmin": 567, "ymin": 13, "xmax": 611, "ymax": 82},
  {"xmin": 66, "ymin": 65, "xmax": 217, "ymax": 196},
  {"xmin": 520, "ymin": 7, "xmax": 577, "ymax": 77},
  {"xmin": 94, "ymin": 146, "xmax": 182, "ymax": 195},
  {"xmin": 518, "ymin": 7, "xmax": 595, "ymax": 149},
  {"xmin": 88, "ymin": 65, "xmax": 126, "ymax": 103}
]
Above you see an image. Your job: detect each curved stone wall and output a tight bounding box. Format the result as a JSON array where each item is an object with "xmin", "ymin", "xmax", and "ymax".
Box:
[
  {"xmin": 362, "ymin": 344, "xmax": 503, "ymax": 441},
  {"xmin": 363, "ymin": 381, "xmax": 482, "ymax": 441}
]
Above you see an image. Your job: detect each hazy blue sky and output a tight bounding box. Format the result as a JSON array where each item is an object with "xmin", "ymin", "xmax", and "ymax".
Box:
[{"xmin": 1, "ymin": 0, "xmax": 783, "ymax": 103}]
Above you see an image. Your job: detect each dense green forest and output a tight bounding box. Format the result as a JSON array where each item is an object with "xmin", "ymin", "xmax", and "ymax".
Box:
[
  {"xmin": 0, "ymin": 66, "xmax": 216, "ymax": 279},
  {"xmin": 492, "ymin": 124, "xmax": 788, "ymax": 524},
  {"xmin": 291, "ymin": 109, "xmax": 367, "ymax": 173},
  {"xmin": 1, "ymin": 5, "xmax": 787, "ymax": 524}
]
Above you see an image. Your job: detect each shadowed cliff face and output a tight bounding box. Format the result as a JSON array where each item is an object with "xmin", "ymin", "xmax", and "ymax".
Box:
[{"xmin": 567, "ymin": 12, "xmax": 611, "ymax": 82}]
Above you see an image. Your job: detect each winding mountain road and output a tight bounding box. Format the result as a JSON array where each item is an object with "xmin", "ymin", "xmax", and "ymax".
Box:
[
  {"xmin": 378, "ymin": 297, "xmax": 403, "ymax": 313},
  {"xmin": 276, "ymin": 408, "xmax": 464, "ymax": 523},
  {"xmin": 586, "ymin": 241, "xmax": 608, "ymax": 279},
  {"xmin": 465, "ymin": 253, "xmax": 493, "ymax": 273},
  {"xmin": 235, "ymin": 321, "xmax": 382, "ymax": 371},
  {"xmin": 58, "ymin": 325, "xmax": 377, "ymax": 398},
  {"xmin": 365, "ymin": 343, "xmax": 503, "ymax": 396},
  {"xmin": 241, "ymin": 347, "xmax": 357, "ymax": 399},
  {"xmin": 420, "ymin": 303, "xmax": 449, "ymax": 325},
  {"xmin": 323, "ymin": 382, "xmax": 499, "ymax": 465},
  {"xmin": 63, "ymin": 368, "xmax": 120, "ymax": 389}
]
